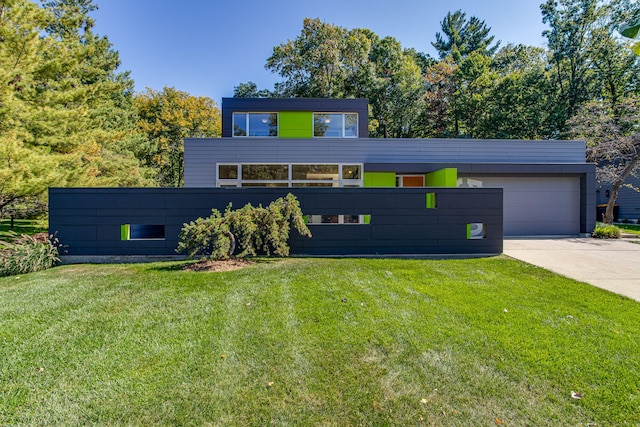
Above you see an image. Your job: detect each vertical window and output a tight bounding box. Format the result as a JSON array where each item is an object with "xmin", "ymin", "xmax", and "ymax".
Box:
[
  {"xmin": 344, "ymin": 113, "xmax": 358, "ymax": 137},
  {"xmin": 341, "ymin": 165, "xmax": 361, "ymax": 180},
  {"xmin": 233, "ymin": 113, "xmax": 247, "ymax": 136},
  {"xmin": 218, "ymin": 165, "xmax": 239, "ymax": 179},
  {"xmin": 314, "ymin": 113, "xmax": 358, "ymax": 137},
  {"xmin": 233, "ymin": 113, "xmax": 278, "ymax": 137}
]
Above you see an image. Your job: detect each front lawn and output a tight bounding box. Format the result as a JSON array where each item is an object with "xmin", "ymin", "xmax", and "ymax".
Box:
[
  {"xmin": 0, "ymin": 218, "xmax": 48, "ymax": 241},
  {"xmin": 616, "ymin": 223, "xmax": 640, "ymax": 236},
  {"xmin": 1, "ymin": 258, "xmax": 639, "ymax": 425}
]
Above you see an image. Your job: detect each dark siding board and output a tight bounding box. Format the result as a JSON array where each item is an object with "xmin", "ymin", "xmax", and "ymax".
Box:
[
  {"xmin": 50, "ymin": 187, "xmax": 503, "ymax": 256},
  {"xmin": 596, "ymin": 174, "xmax": 639, "ymax": 220}
]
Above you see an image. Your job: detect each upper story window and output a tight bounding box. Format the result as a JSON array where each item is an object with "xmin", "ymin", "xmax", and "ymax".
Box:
[
  {"xmin": 313, "ymin": 113, "xmax": 358, "ymax": 138},
  {"xmin": 233, "ymin": 113, "xmax": 278, "ymax": 137}
]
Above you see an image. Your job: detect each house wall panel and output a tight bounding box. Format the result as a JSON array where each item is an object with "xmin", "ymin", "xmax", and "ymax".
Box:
[{"xmin": 50, "ymin": 187, "xmax": 503, "ymax": 257}]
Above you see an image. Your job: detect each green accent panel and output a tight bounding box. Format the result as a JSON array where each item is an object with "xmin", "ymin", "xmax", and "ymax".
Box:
[
  {"xmin": 302, "ymin": 215, "xmax": 308, "ymax": 224},
  {"xmin": 426, "ymin": 193, "xmax": 437, "ymax": 209},
  {"xmin": 363, "ymin": 215, "xmax": 371, "ymax": 224},
  {"xmin": 466, "ymin": 223, "xmax": 471, "ymax": 239},
  {"xmin": 364, "ymin": 172, "xmax": 396, "ymax": 187},
  {"xmin": 120, "ymin": 224, "xmax": 130, "ymax": 241},
  {"xmin": 279, "ymin": 111, "xmax": 313, "ymax": 138},
  {"xmin": 425, "ymin": 168, "xmax": 458, "ymax": 187}
]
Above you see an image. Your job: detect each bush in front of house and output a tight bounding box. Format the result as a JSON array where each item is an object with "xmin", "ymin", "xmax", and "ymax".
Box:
[
  {"xmin": 592, "ymin": 222, "xmax": 621, "ymax": 239},
  {"xmin": 177, "ymin": 193, "xmax": 311, "ymax": 260},
  {"xmin": 0, "ymin": 232, "xmax": 61, "ymax": 277}
]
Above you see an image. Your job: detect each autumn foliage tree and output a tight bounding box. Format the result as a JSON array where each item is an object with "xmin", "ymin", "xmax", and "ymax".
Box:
[{"xmin": 134, "ymin": 87, "xmax": 221, "ymax": 187}]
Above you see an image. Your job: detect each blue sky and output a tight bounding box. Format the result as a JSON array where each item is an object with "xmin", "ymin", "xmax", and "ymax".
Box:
[{"xmin": 92, "ymin": 0, "xmax": 550, "ymax": 104}]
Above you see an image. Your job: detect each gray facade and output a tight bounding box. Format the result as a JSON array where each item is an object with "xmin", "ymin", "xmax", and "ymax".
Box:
[
  {"xmin": 49, "ymin": 187, "xmax": 503, "ymax": 257},
  {"xmin": 184, "ymin": 138, "xmax": 596, "ymax": 235},
  {"xmin": 185, "ymin": 138, "xmax": 588, "ymax": 186}
]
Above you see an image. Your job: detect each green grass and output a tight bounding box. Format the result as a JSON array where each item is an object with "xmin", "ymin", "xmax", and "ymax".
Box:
[
  {"xmin": 616, "ymin": 223, "xmax": 640, "ymax": 236},
  {"xmin": 1, "ymin": 257, "xmax": 639, "ymax": 426},
  {"xmin": 0, "ymin": 218, "xmax": 48, "ymax": 241}
]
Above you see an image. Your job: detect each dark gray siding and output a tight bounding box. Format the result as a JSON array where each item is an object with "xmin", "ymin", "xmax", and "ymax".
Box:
[
  {"xmin": 49, "ymin": 187, "xmax": 503, "ymax": 256},
  {"xmin": 221, "ymin": 98, "xmax": 369, "ymax": 138},
  {"xmin": 596, "ymin": 173, "xmax": 640, "ymax": 221},
  {"xmin": 184, "ymin": 139, "xmax": 588, "ymax": 187}
]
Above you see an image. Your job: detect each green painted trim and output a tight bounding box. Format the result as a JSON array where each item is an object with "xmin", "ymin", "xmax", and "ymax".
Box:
[
  {"xmin": 466, "ymin": 223, "xmax": 471, "ymax": 239},
  {"xmin": 363, "ymin": 215, "xmax": 371, "ymax": 224},
  {"xmin": 425, "ymin": 168, "xmax": 458, "ymax": 188},
  {"xmin": 302, "ymin": 215, "xmax": 308, "ymax": 224},
  {"xmin": 363, "ymin": 172, "xmax": 396, "ymax": 187},
  {"xmin": 279, "ymin": 111, "xmax": 313, "ymax": 138},
  {"xmin": 121, "ymin": 224, "xmax": 130, "ymax": 241},
  {"xmin": 426, "ymin": 193, "xmax": 437, "ymax": 209}
]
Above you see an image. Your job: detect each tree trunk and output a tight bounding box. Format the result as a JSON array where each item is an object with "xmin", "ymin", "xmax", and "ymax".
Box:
[
  {"xmin": 226, "ymin": 231, "xmax": 236, "ymax": 258},
  {"xmin": 603, "ymin": 155, "xmax": 640, "ymax": 224}
]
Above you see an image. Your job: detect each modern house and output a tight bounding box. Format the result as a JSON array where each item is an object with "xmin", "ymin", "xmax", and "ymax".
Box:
[{"xmin": 49, "ymin": 97, "xmax": 596, "ymax": 259}]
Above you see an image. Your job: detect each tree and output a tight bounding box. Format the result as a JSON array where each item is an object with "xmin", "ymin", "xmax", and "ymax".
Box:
[
  {"xmin": 135, "ymin": 87, "xmax": 221, "ymax": 187},
  {"xmin": 420, "ymin": 59, "xmax": 457, "ymax": 137},
  {"xmin": 266, "ymin": 18, "xmax": 349, "ymax": 98},
  {"xmin": 233, "ymin": 81, "xmax": 273, "ymax": 98},
  {"xmin": 477, "ymin": 44, "xmax": 556, "ymax": 139},
  {"xmin": 0, "ymin": 0, "xmax": 71, "ymax": 214},
  {"xmin": 432, "ymin": 10, "xmax": 500, "ymax": 61},
  {"xmin": 620, "ymin": 18, "xmax": 640, "ymax": 55},
  {"xmin": 570, "ymin": 98, "xmax": 640, "ymax": 224},
  {"xmin": 0, "ymin": 0, "xmax": 153, "ymax": 219},
  {"xmin": 176, "ymin": 194, "xmax": 311, "ymax": 260},
  {"xmin": 368, "ymin": 37, "xmax": 425, "ymax": 138},
  {"xmin": 264, "ymin": 18, "xmax": 427, "ymax": 137},
  {"xmin": 541, "ymin": 0, "xmax": 601, "ymax": 133}
]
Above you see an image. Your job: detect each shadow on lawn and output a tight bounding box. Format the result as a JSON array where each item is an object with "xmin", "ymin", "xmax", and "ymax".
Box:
[{"xmin": 149, "ymin": 257, "xmax": 278, "ymax": 273}]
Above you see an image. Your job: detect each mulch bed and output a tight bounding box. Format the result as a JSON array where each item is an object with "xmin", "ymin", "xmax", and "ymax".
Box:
[{"xmin": 182, "ymin": 258, "xmax": 254, "ymax": 272}]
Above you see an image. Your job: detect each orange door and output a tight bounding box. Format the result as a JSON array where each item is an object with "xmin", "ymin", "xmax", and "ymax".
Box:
[{"xmin": 400, "ymin": 176, "xmax": 424, "ymax": 187}]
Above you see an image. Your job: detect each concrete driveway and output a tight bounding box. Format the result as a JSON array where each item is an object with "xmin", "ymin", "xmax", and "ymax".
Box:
[{"xmin": 504, "ymin": 238, "xmax": 640, "ymax": 302}]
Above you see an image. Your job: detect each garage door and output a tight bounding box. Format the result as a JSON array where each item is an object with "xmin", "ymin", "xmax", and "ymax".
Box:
[{"xmin": 461, "ymin": 177, "xmax": 580, "ymax": 236}]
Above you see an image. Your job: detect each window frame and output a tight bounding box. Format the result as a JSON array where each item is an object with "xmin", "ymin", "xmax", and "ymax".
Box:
[
  {"xmin": 313, "ymin": 113, "xmax": 358, "ymax": 138},
  {"xmin": 232, "ymin": 112, "xmax": 279, "ymax": 137},
  {"xmin": 216, "ymin": 163, "xmax": 363, "ymax": 188}
]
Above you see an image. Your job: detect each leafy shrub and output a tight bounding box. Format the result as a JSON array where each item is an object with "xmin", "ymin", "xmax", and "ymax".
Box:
[
  {"xmin": 0, "ymin": 232, "xmax": 61, "ymax": 277},
  {"xmin": 177, "ymin": 193, "xmax": 312, "ymax": 260},
  {"xmin": 592, "ymin": 223, "xmax": 621, "ymax": 239}
]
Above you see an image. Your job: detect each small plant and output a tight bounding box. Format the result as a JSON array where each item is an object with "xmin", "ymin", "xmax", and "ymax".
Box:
[
  {"xmin": 177, "ymin": 193, "xmax": 311, "ymax": 260},
  {"xmin": 591, "ymin": 222, "xmax": 621, "ymax": 239},
  {"xmin": 0, "ymin": 232, "xmax": 62, "ymax": 277}
]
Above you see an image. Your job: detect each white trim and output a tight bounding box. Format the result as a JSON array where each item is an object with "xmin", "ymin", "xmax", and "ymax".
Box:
[
  {"xmin": 313, "ymin": 113, "xmax": 358, "ymax": 138},
  {"xmin": 216, "ymin": 162, "xmax": 364, "ymax": 188}
]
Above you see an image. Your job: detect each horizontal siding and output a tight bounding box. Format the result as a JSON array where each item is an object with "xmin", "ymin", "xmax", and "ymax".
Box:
[{"xmin": 184, "ymin": 138, "xmax": 587, "ymax": 187}]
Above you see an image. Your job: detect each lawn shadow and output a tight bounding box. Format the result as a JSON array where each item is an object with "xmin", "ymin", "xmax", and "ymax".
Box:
[{"xmin": 148, "ymin": 257, "xmax": 278, "ymax": 272}]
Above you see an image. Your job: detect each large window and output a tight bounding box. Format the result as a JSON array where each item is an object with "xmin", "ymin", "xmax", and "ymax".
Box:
[
  {"xmin": 313, "ymin": 113, "xmax": 358, "ymax": 138},
  {"xmin": 217, "ymin": 163, "xmax": 362, "ymax": 187},
  {"xmin": 233, "ymin": 113, "xmax": 278, "ymax": 137}
]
